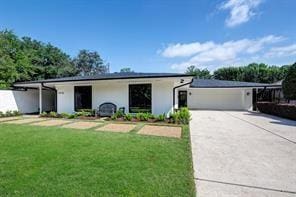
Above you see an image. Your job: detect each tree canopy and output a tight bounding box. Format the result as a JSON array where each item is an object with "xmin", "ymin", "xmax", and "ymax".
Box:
[
  {"xmin": 0, "ymin": 30, "xmax": 110, "ymax": 88},
  {"xmin": 0, "ymin": 30, "xmax": 77, "ymax": 88},
  {"xmin": 185, "ymin": 63, "xmax": 291, "ymax": 84},
  {"xmin": 73, "ymin": 50, "xmax": 109, "ymax": 76},
  {"xmin": 185, "ymin": 66, "xmax": 211, "ymax": 79},
  {"xmin": 120, "ymin": 67, "xmax": 134, "ymax": 73},
  {"xmin": 282, "ymin": 63, "xmax": 296, "ymax": 100},
  {"xmin": 213, "ymin": 63, "xmax": 290, "ymax": 83}
]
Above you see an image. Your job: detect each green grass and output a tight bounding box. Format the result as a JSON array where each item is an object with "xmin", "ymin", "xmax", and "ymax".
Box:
[{"xmin": 0, "ymin": 124, "xmax": 195, "ymax": 196}]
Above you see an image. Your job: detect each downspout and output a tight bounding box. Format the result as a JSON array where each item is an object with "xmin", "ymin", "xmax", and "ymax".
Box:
[
  {"xmin": 173, "ymin": 78, "xmax": 194, "ymax": 111},
  {"xmin": 41, "ymin": 83, "xmax": 57, "ymax": 112}
]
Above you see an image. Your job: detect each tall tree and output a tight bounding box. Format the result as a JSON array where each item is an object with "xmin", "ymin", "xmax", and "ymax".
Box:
[
  {"xmin": 0, "ymin": 30, "xmax": 77, "ymax": 88},
  {"xmin": 282, "ymin": 62, "xmax": 296, "ymax": 101},
  {"xmin": 185, "ymin": 65, "xmax": 211, "ymax": 79},
  {"xmin": 213, "ymin": 63, "xmax": 290, "ymax": 83},
  {"xmin": 73, "ymin": 50, "xmax": 109, "ymax": 76},
  {"xmin": 120, "ymin": 67, "xmax": 134, "ymax": 73}
]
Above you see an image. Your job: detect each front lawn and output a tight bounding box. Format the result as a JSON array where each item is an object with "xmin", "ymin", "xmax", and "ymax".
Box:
[{"xmin": 0, "ymin": 124, "xmax": 195, "ymax": 196}]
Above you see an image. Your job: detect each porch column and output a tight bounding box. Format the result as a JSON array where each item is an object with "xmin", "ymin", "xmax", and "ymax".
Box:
[{"xmin": 39, "ymin": 84, "xmax": 42, "ymax": 114}]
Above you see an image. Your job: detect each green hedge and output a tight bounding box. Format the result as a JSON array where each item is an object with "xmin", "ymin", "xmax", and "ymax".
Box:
[{"xmin": 257, "ymin": 102, "xmax": 296, "ymax": 120}]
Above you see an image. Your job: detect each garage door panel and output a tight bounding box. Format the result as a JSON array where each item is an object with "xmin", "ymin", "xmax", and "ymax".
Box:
[{"xmin": 188, "ymin": 89, "xmax": 250, "ymax": 110}]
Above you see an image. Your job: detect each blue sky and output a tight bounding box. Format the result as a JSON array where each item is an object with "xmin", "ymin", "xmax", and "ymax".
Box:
[{"xmin": 1, "ymin": 0, "xmax": 295, "ymax": 73}]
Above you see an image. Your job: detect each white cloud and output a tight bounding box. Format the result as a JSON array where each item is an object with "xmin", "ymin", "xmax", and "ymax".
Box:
[
  {"xmin": 160, "ymin": 35, "xmax": 285, "ymax": 71},
  {"xmin": 265, "ymin": 44, "xmax": 296, "ymax": 57},
  {"xmin": 161, "ymin": 41, "xmax": 215, "ymax": 58},
  {"xmin": 220, "ymin": 0, "xmax": 262, "ymax": 27}
]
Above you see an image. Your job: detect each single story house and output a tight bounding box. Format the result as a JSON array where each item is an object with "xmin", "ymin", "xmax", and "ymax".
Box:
[{"xmin": 11, "ymin": 72, "xmax": 281, "ymax": 115}]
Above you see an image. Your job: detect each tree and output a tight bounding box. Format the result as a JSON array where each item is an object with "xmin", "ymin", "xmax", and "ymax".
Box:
[
  {"xmin": 282, "ymin": 63, "xmax": 296, "ymax": 101},
  {"xmin": 213, "ymin": 63, "xmax": 290, "ymax": 83},
  {"xmin": 120, "ymin": 67, "xmax": 134, "ymax": 73},
  {"xmin": 73, "ymin": 50, "xmax": 109, "ymax": 76},
  {"xmin": 0, "ymin": 30, "xmax": 77, "ymax": 88},
  {"xmin": 185, "ymin": 65, "xmax": 211, "ymax": 79}
]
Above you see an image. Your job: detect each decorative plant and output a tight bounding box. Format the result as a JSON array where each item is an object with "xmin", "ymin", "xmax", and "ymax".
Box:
[
  {"xmin": 157, "ymin": 114, "xmax": 166, "ymax": 121},
  {"xmin": 124, "ymin": 113, "xmax": 133, "ymax": 121},
  {"xmin": 49, "ymin": 111, "xmax": 58, "ymax": 118}
]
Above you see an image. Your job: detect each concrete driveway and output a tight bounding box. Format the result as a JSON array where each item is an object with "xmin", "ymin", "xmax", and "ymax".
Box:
[{"xmin": 190, "ymin": 110, "xmax": 296, "ymax": 197}]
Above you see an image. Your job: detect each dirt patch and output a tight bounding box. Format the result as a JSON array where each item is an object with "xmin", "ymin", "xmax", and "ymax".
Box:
[
  {"xmin": 62, "ymin": 121, "xmax": 102, "ymax": 130},
  {"xmin": 5, "ymin": 118, "xmax": 47, "ymax": 124},
  {"xmin": 138, "ymin": 125, "xmax": 181, "ymax": 138},
  {"xmin": 0, "ymin": 117, "xmax": 20, "ymax": 122},
  {"xmin": 96, "ymin": 123, "xmax": 136, "ymax": 133},
  {"xmin": 31, "ymin": 119, "xmax": 72, "ymax": 127}
]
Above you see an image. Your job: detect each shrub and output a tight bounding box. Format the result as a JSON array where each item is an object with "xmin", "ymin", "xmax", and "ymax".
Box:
[
  {"xmin": 178, "ymin": 107, "xmax": 191, "ymax": 124},
  {"xmin": 75, "ymin": 111, "xmax": 91, "ymax": 117},
  {"xmin": 12, "ymin": 110, "xmax": 21, "ymax": 116},
  {"xmin": 111, "ymin": 110, "xmax": 125, "ymax": 120},
  {"xmin": 61, "ymin": 112, "xmax": 70, "ymax": 118},
  {"xmin": 68, "ymin": 114, "xmax": 77, "ymax": 119},
  {"xmin": 124, "ymin": 113, "xmax": 133, "ymax": 121},
  {"xmin": 40, "ymin": 112, "xmax": 48, "ymax": 117},
  {"xmin": 257, "ymin": 102, "xmax": 296, "ymax": 120},
  {"xmin": 0, "ymin": 111, "xmax": 4, "ymax": 117},
  {"xmin": 5, "ymin": 110, "xmax": 13, "ymax": 117},
  {"xmin": 78, "ymin": 109, "xmax": 95, "ymax": 116},
  {"xmin": 157, "ymin": 114, "xmax": 166, "ymax": 121},
  {"xmin": 169, "ymin": 108, "xmax": 191, "ymax": 124},
  {"xmin": 136, "ymin": 113, "xmax": 150, "ymax": 121},
  {"xmin": 49, "ymin": 111, "xmax": 58, "ymax": 118},
  {"xmin": 283, "ymin": 63, "xmax": 296, "ymax": 101}
]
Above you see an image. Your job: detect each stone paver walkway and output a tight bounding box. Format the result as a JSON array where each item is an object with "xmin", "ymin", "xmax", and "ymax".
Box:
[
  {"xmin": 31, "ymin": 119, "xmax": 72, "ymax": 127},
  {"xmin": 96, "ymin": 123, "xmax": 136, "ymax": 133},
  {"xmin": 0, "ymin": 117, "xmax": 20, "ymax": 122},
  {"xmin": 62, "ymin": 121, "xmax": 102, "ymax": 130},
  {"xmin": 138, "ymin": 125, "xmax": 182, "ymax": 138},
  {"xmin": 5, "ymin": 118, "xmax": 46, "ymax": 124}
]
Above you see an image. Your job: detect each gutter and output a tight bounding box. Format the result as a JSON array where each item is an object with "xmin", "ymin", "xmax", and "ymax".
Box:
[{"xmin": 173, "ymin": 78, "xmax": 194, "ymax": 111}]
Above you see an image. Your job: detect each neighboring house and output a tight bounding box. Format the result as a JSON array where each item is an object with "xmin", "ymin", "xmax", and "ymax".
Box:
[{"xmin": 10, "ymin": 73, "xmax": 281, "ymax": 115}]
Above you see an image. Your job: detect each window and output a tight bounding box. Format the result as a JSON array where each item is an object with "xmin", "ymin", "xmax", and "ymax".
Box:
[
  {"xmin": 74, "ymin": 86, "xmax": 92, "ymax": 111},
  {"xmin": 129, "ymin": 84, "xmax": 151, "ymax": 113}
]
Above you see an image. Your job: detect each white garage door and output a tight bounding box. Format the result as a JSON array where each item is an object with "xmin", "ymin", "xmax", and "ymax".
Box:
[{"xmin": 187, "ymin": 88, "xmax": 252, "ymax": 110}]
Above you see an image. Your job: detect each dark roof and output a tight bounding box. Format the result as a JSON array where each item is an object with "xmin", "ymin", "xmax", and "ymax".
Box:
[
  {"xmin": 14, "ymin": 72, "xmax": 193, "ymax": 84},
  {"xmin": 190, "ymin": 79, "xmax": 281, "ymax": 88}
]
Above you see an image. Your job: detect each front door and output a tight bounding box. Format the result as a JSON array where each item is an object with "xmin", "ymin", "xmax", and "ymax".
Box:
[{"xmin": 178, "ymin": 91, "xmax": 187, "ymax": 108}]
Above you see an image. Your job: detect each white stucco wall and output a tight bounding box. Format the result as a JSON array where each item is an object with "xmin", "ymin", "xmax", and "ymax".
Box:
[
  {"xmin": 0, "ymin": 89, "xmax": 55, "ymax": 113},
  {"xmin": 56, "ymin": 85, "xmax": 74, "ymax": 113},
  {"xmin": 55, "ymin": 80, "xmax": 175, "ymax": 115},
  {"xmin": 187, "ymin": 88, "xmax": 253, "ymax": 110}
]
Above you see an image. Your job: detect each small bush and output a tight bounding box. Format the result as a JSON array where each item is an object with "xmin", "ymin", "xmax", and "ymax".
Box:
[
  {"xmin": 78, "ymin": 109, "xmax": 95, "ymax": 116},
  {"xmin": 5, "ymin": 110, "xmax": 13, "ymax": 117},
  {"xmin": 49, "ymin": 111, "xmax": 58, "ymax": 118},
  {"xmin": 178, "ymin": 107, "xmax": 191, "ymax": 124},
  {"xmin": 124, "ymin": 113, "xmax": 133, "ymax": 121},
  {"xmin": 68, "ymin": 114, "xmax": 77, "ymax": 119},
  {"xmin": 157, "ymin": 114, "xmax": 166, "ymax": 121},
  {"xmin": 40, "ymin": 112, "xmax": 48, "ymax": 117},
  {"xmin": 75, "ymin": 111, "xmax": 92, "ymax": 117},
  {"xmin": 111, "ymin": 110, "xmax": 125, "ymax": 120},
  {"xmin": 12, "ymin": 110, "xmax": 21, "ymax": 116},
  {"xmin": 136, "ymin": 113, "xmax": 150, "ymax": 121},
  {"xmin": 169, "ymin": 108, "xmax": 191, "ymax": 124},
  {"xmin": 61, "ymin": 112, "xmax": 70, "ymax": 118}
]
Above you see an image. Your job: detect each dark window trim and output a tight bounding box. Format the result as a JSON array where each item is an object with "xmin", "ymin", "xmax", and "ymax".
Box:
[
  {"xmin": 74, "ymin": 86, "xmax": 92, "ymax": 111},
  {"xmin": 129, "ymin": 83, "xmax": 152, "ymax": 113}
]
